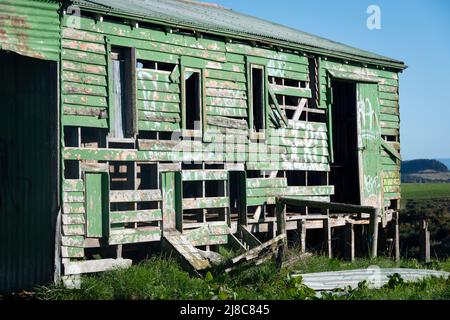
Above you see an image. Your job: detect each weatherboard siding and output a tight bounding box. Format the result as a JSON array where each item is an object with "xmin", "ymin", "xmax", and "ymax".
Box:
[
  {"xmin": 60, "ymin": 15, "xmax": 329, "ymax": 172},
  {"xmin": 319, "ymin": 59, "xmax": 401, "ymax": 204}
]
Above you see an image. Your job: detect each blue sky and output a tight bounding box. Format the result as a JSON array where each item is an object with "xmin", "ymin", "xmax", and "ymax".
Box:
[{"xmin": 203, "ymin": 0, "xmax": 450, "ymax": 160}]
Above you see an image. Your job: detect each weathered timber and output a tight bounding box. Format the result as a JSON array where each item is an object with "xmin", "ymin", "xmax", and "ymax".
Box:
[
  {"xmin": 109, "ymin": 227, "xmax": 161, "ymax": 245},
  {"xmin": 239, "ymin": 225, "xmax": 262, "ymax": 249},
  {"xmin": 231, "ymin": 234, "xmax": 286, "ymax": 265},
  {"xmin": 63, "ymin": 259, "xmax": 132, "ymax": 275},
  {"xmin": 163, "ymin": 230, "xmax": 211, "ymax": 271},
  {"xmin": 345, "ymin": 223, "xmax": 355, "ymax": 262},
  {"xmin": 278, "ymin": 198, "xmax": 376, "ymax": 214},
  {"xmin": 109, "ymin": 190, "xmax": 162, "ymax": 203}
]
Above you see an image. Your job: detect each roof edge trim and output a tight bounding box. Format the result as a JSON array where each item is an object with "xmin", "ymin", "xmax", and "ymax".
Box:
[{"xmin": 73, "ymin": 3, "xmax": 407, "ymax": 71}]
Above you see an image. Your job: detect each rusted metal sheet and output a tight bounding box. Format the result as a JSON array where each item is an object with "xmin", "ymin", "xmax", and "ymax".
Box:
[{"xmin": 0, "ymin": 0, "xmax": 60, "ymax": 61}]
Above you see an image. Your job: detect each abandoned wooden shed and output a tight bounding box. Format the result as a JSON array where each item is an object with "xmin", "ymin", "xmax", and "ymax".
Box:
[{"xmin": 0, "ymin": 0, "xmax": 405, "ymax": 293}]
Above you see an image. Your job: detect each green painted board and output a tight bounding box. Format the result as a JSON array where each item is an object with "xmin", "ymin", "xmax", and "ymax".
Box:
[
  {"xmin": 161, "ymin": 171, "xmax": 176, "ymax": 231},
  {"xmin": 85, "ymin": 172, "xmax": 109, "ymax": 238},
  {"xmin": 357, "ymin": 83, "xmax": 383, "ymax": 208}
]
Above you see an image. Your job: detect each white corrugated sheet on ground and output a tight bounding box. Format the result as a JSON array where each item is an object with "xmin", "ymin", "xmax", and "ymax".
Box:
[{"xmin": 292, "ymin": 268, "xmax": 450, "ymax": 291}]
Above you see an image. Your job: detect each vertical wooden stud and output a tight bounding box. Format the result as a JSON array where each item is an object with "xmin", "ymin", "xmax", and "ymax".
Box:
[
  {"xmin": 394, "ymin": 211, "xmax": 400, "ymax": 262},
  {"xmin": 323, "ymin": 217, "xmax": 332, "ymax": 258},
  {"xmin": 276, "ymin": 199, "xmax": 286, "ymax": 236},
  {"xmin": 298, "ymin": 219, "xmax": 307, "ymax": 254},
  {"xmin": 369, "ymin": 208, "xmax": 380, "ymax": 258},
  {"xmin": 345, "ymin": 222, "xmax": 355, "ymax": 262}
]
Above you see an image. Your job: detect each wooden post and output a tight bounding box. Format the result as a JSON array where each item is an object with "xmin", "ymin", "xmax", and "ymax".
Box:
[
  {"xmin": 323, "ymin": 218, "xmax": 332, "ymax": 258},
  {"xmin": 345, "ymin": 222, "xmax": 355, "ymax": 262},
  {"xmin": 420, "ymin": 220, "xmax": 431, "ymax": 263},
  {"xmin": 276, "ymin": 199, "xmax": 286, "ymax": 236},
  {"xmin": 298, "ymin": 219, "xmax": 307, "ymax": 254},
  {"xmin": 393, "ymin": 211, "xmax": 400, "ymax": 262},
  {"xmin": 369, "ymin": 208, "xmax": 379, "ymax": 258},
  {"xmin": 116, "ymin": 244, "xmax": 123, "ymax": 259}
]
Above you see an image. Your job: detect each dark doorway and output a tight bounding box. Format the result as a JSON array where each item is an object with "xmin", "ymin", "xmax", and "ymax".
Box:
[
  {"xmin": 329, "ymin": 80, "xmax": 360, "ymax": 205},
  {"xmin": 111, "ymin": 47, "xmax": 136, "ymax": 138},
  {"xmin": 0, "ymin": 51, "xmax": 58, "ymax": 293}
]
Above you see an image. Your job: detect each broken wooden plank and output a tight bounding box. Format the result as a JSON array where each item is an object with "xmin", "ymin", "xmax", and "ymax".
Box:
[
  {"xmin": 62, "ymin": 224, "xmax": 84, "ymax": 236},
  {"xmin": 61, "ymin": 246, "xmax": 84, "ymax": 258},
  {"xmin": 182, "ymin": 197, "xmax": 229, "ymax": 210},
  {"xmin": 182, "ymin": 170, "xmax": 228, "ymax": 181},
  {"xmin": 207, "ymin": 116, "xmax": 248, "ymax": 130},
  {"xmin": 110, "ymin": 209, "xmax": 162, "ymax": 224},
  {"xmin": 279, "ymin": 198, "xmax": 376, "ymax": 214},
  {"xmin": 64, "ymin": 259, "xmax": 132, "ymax": 275},
  {"xmin": 231, "ymin": 233, "xmax": 286, "ymax": 264},
  {"xmin": 239, "ymin": 225, "xmax": 262, "ymax": 249},
  {"xmin": 381, "ymin": 139, "xmax": 402, "ymax": 161},
  {"xmin": 270, "ymin": 84, "xmax": 312, "ymax": 98},
  {"xmin": 63, "ymin": 180, "xmax": 84, "ymax": 192},
  {"xmin": 80, "ymin": 162, "xmax": 109, "ymax": 172},
  {"xmin": 163, "ymin": 230, "xmax": 211, "ymax": 271},
  {"xmin": 109, "ymin": 190, "xmax": 162, "ymax": 203},
  {"xmin": 109, "ymin": 227, "xmax": 161, "ymax": 245},
  {"xmin": 62, "ymin": 214, "xmax": 85, "ymax": 225},
  {"xmin": 61, "ymin": 235, "xmax": 84, "ymax": 247},
  {"xmin": 246, "ymin": 178, "xmax": 287, "ymax": 189}
]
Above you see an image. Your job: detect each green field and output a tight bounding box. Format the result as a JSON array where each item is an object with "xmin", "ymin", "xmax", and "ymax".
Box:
[{"xmin": 401, "ymin": 183, "xmax": 450, "ymax": 200}]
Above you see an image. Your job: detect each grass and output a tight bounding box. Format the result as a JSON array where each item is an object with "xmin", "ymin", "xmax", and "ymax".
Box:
[
  {"xmin": 34, "ymin": 184, "xmax": 450, "ymax": 300},
  {"xmin": 401, "ymin": 183, "xmax": 450, "ymax": 200},
  {"xmin": 35, "ymin": 252, "xmax": 450, "ymax": 300}
]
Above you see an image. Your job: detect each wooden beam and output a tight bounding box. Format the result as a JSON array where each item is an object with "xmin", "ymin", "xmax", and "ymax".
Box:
[
  {"xmin": 276, "ymin": 200, "xmax": 286, "ymax": 236},
  {"xmin": 298, "ymin": 220, "xmax": 306, "ymax": 254},
  {"xmin": 292, "ymin": 98, "xmax": 307, "ymax": 121},
  {"xmin": 345, "ymin": 222, "xmax": 355, "ymax": 262},
  {"xmin": 109, "ymin": 190, "xmax": 162, "ymax": 203},
  {"xmin": 394, "ymin": 212, "xmax": 400, "ymax": 262},
  {"xmin": 268, "ymin": 86, "xmax": 288, "ymax": 126},
  {"xmin": 278, "ymin": 197, "xmax": 376, "ymax": 214},
  {"xmin": 369, "ymin": 208, "xmax": 380, "ymax": 258},
  {"xmin": 183, "ymin": 197, "xmax": 229, "ymax": 210},
  {"xmin": 239, "ymin": 225, "xmax": 262, "ymax": 249},
  {"xmin": 381, "ymin": 139, "xmax": 402, "ymax": 161},
  {"xmin": 323, "ymin": 218, "xmax": 332, "ymax": 258}
]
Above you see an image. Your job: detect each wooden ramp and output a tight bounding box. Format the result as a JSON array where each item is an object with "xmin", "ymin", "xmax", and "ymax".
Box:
[
  {"xmin": 292, "ymin": 268, "xmax": 450, "ymax": 291},
  {"xmin": 163, "ymin": 230, "xmax": 211, "ymax": 271}
]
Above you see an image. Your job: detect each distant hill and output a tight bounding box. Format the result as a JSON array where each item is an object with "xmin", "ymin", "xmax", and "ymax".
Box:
[
  {"xmin": 437, "ymin": 159, "xmax": 450, "ymax": 170},
  {"xmin": 401, "ymin": 159, "xmax": 448, "ymax": 174},
  {"xmin": 401, "ymin": 159, "xmax": 450, "ymax": 183}
]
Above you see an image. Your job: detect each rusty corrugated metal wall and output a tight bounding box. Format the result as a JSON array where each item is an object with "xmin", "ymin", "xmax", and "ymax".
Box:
[
  {"xmin": 0, "ymin": 0, "xmax": 60, "ymax": 293},
  {"xmin": 0, "ymin": 0, "xmax": 60, "ymax": 61},
  {"xmin": 0, "ymin": 51, "xmax": 59, "ymax": 294}
]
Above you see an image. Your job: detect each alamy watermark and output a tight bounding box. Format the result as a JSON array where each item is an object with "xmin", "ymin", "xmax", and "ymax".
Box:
[
  {"xmin": 65, "ymin": 5, "xmax": 81, "ymax": 29},
  {"xmin": 367, "ymin": 5, "xmax": 382, "ymax": 30}
]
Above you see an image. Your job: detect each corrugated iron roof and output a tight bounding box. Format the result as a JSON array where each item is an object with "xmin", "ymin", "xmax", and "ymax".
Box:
[{"xmin": 72, "ymin": 0, "xmax": 405, "ymax": 69}]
